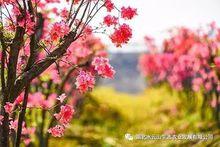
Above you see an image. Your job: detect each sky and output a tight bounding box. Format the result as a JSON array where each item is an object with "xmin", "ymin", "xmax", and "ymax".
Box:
[{"xmin": 102, "ymin": 0, "xmax": 220, "ymax": 52}]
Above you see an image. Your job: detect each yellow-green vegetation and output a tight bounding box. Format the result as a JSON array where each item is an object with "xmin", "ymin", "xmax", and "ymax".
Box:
[{"xmin": 50, "ymin": 86, "xmax": 220, "ymax": 147}]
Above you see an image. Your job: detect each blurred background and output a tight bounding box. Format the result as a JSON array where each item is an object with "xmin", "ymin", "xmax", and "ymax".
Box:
[
  {"xmin": 100, "ymin": 0, "xmax": 220, "ymax": 94},
  {"xmin": 50, "ymin": 0, "xmax": 220, "ymax": 146}
]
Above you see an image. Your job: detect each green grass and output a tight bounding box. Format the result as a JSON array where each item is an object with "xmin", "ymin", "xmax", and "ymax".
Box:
[{"xmin": 50, "ymin": 86, "xmax": 220, "ymax": 146}]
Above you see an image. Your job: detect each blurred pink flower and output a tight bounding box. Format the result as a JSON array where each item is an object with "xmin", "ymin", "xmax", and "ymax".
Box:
[
  {"xmin": 4, "ymin": 102, "xmax": 13, "ymax": 114},
  {"xmin": 0, "ymin": 115, "xmax": 4, "ymax": 125},
  {"xmin": 48, "ymin": 125, "xmax": 65, "ymax": 137}
]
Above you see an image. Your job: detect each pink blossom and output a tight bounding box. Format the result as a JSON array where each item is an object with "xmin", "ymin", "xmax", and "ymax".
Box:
[
  {"xmin": 139, "ymin": 26, "xmax": 220, "ymax": 95},
  {"xmin": 54, "ymin": 105, "xmax": 74, "ymax": 125},
  {"xmin": 92, "ymin": 57, "xmax": 115, "ymax": 79},
  {"xmin": 192, "ymin": 78, "xmax": 203, "ymax": 92},
  {"xmin": 28, "ymin": 92, "xmax": 44, "ymax": 108},
  {"xmin": 4, "ymin": 102, "xmax": 13, "ymax": 114},
  {"xmin": 189, "ymin": 43, "xmax": 209, "ymax": 59},
  {"xmin": 22, "ymin": 127, "xmax": 36, "ymax": 135},
  {"xmin": 74, "ymin": 46, "xmax": 92, "ymax": 58},
  {"xmin": 217, "ymin": 85, "xmax": 220, "ymax": 92},
  {"xmin": 50, "ymin": 22, "xmax": 70, "ymax": 41},
  {"xmin": 103, "ymin": 15, "xmax": 118, "ymax": 27},
  {"xmin": 56, "ymin": 93, "xmax": 67, "ymax": 103},
  {"xmin": 9, "ymin": 120, "xmax": 18, "ymax": 131},
  {"xmin": 18, "ymin": 12, "xmax": 35, "ymax": 35},
  {"xmin": 205, "ymin": 82, "xmax": 212, "ymax": 91},
  {"xmin": 75, "ymin": 71, "xmax": 95, "ymax": 93},
  {"xmin": 0, "ymin": 115, "xmax": 4, "ymax": 125},
  {"xmin": 211, "ymin": 98, "xmax": 217, "ymax": 108},
  {"xmin": 0, "ymin": 0, "xmax": 136, "ymax": 143},
  {"xmin": 60, "ymin": 8, "xmax": 69, "ymax": 19},
  {"xmin": 214, "ymin": 57, "xmax": 220, "ymax": 68},
  {"xmin": 48, "ymin": 125, "xmax": 65, "ymax": 137},
  {"xmin": 23, "ymin": 138, "xmax": 32, "ymax": 146},
  {"xmin": 164, "ymin": 129, "xmax": 176, "ymax": 135},
  {"xmin": 15, "ymin": 95, "xmax": 23, "ymax": 105},
  {"xmin": 27, "ymin": 92, "xmax": 53, "ymax": 109},
  {"xmin": 121, "ymin": 6, "xmax": 137, "ymax": 20},
  {"xmin": 105, "ymin": 0, "xmax": 114, "ymax": 12},
  {"xmin": 110, "ymin": 24, "xmax": 132, "ymax": 47},
  {"xmin": 139, "ymin": 53, "xmax": 174, "ymax": 84}
]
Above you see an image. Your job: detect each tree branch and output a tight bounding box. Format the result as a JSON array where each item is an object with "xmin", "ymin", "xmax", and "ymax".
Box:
[
  {"xmin": 12, "ymin": 31, "xmax": 77, "ymax": 100},
  {"xmin": 7, "ymin": 23, "xmax": 25, "ymax": 102},
  {"xmin": 15, "ymin": 84, "xmax": 30, "ymax": 147},
  {"xmin": 69, "ymin": 0, "xmax": 85, "ymax": 28},
  {"xmin": 25, "ymin": 0, "xmax": 38, "ymax": 70},
  {"xmin": 0, "ymin": 27, "xmax": 6, "ymax": 97}
]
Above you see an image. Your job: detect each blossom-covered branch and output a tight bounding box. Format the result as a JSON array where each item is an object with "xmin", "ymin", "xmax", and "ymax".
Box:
[{"xmin": 0, "ymin": 0, "xmax": 137, "ymax": 146}]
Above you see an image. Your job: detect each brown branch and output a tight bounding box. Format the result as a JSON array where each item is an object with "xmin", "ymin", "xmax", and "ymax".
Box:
[
  {"xmin": 0, "ymin": 110, "xmax": 9, "ymax": 147},
  {"xmin": 7, "ymin": 24, "xmax": 25, "ymax": 102},
  {"xmin": 0, "ymin": 28, "xmax": 6, "ymax": 96},
  {"xmin": 25, "ymin": 0, "xmax": 38, "ymax": 70},
  {"xmin": 69, "ymin": 0, "xmax": 85, "ymax": 28},
  {"xmin": 14, "ymin": 2, "xmax": 43, "ymax": 145},
  {"xmin": 75, "ymin": 1, "xmax": 103, "ymax": 40},
  {"xmin": 38, "ymin": 80, "xmax": 52, "ymax": 146},
  {"xmin": 15, "ymin": 84, "xmax": 30, "ymax": 147},
  {"xmin": 22, "ymin": 0, "xmax": 27, "ymax": 12},
  {"xmin": 0, "ymin": 25, "xmax": 10, "ymax": 147},
  {"xmin": 74, "ymin": 0, "xmax": 91, "ymax": 33},
  {"xmin": 35, "ymin": 13, "xmax": 44, "ymax": 42},
  {"xmin": 59, "ymin": 65, "xmax": 78, "ymax": 93},
  {"xmin": 67, "ymin": 0, "xmax": 75, "ymax": 22},
  {"xmin": 15, "ymin": 0, "xmax": 23, "ymax": 11},
  {"xmin": 12, "ymin": 31, "xmax": 77, "ymax": 100}
]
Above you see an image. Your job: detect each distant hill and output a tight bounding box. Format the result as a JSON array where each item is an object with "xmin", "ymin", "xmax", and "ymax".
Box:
[{"xmin": 99, "ymin": 52, "xmax": 147, "ymax": 94}]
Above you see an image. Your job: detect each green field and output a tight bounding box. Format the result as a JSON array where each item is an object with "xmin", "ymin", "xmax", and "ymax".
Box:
[{"xmin": 50, "ymin": 86, "xmax": 220, "ymax": 146}]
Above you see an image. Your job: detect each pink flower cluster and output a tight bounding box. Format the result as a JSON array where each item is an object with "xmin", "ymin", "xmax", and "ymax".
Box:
[
  {"xmin": 102, "ymin": 1, "xmax": 137, "ymax": 47},
  {"xmin": 54, "ymin": 105, "xmax": 74, "ymax": 126},
  {"xmin": 17, "ymin": 12, "xmax": 35, "ymax": 35},
  {"xmin": 27, "ymin": 92, "xmax": 55, "ymax": 109},
  {"xmin": 48, "ymin": 105, "xmax": 74, "ymax": 137},
  {"xmin": 49, "ymin": 22, "xmax": 70, "ymax": 41},
  {"xmin": 139, "ymin": 24, "xmax": 220, "ymax": 93},
  {"xmin": 92, "ymin": 57, "xmax": 115, "ymax": 79},
  {"xmin": 48, "ymin": 125, "xmax": 65, "ymax": 137},
  {"xmin": 75, "ymin": 71, "xmax": 95, "ymax": 93},
  {"xmin": 121, "ymin": 6, "xmax": 137, "ymax": 20},
  {"xmin": 110, "ymin": 24, "xmax": 133, "ymax": 47},
  {"xmin": 4, "ymin": 102, "xmax": 14, "ymax": 114},
  {"xmin": 75, "ymin": 57, "xmax": 115, "ymax": 93},
  {"xmin": 103, "ymin": 15, "xmax": 118, "ymax": 27},
  {"xmin": 105, "ymin": 0, "xmax": 114, "ymax": 12},
  {"xmin": 8, "ymin": 119, "xmax": 36, "ymax": 145}
]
